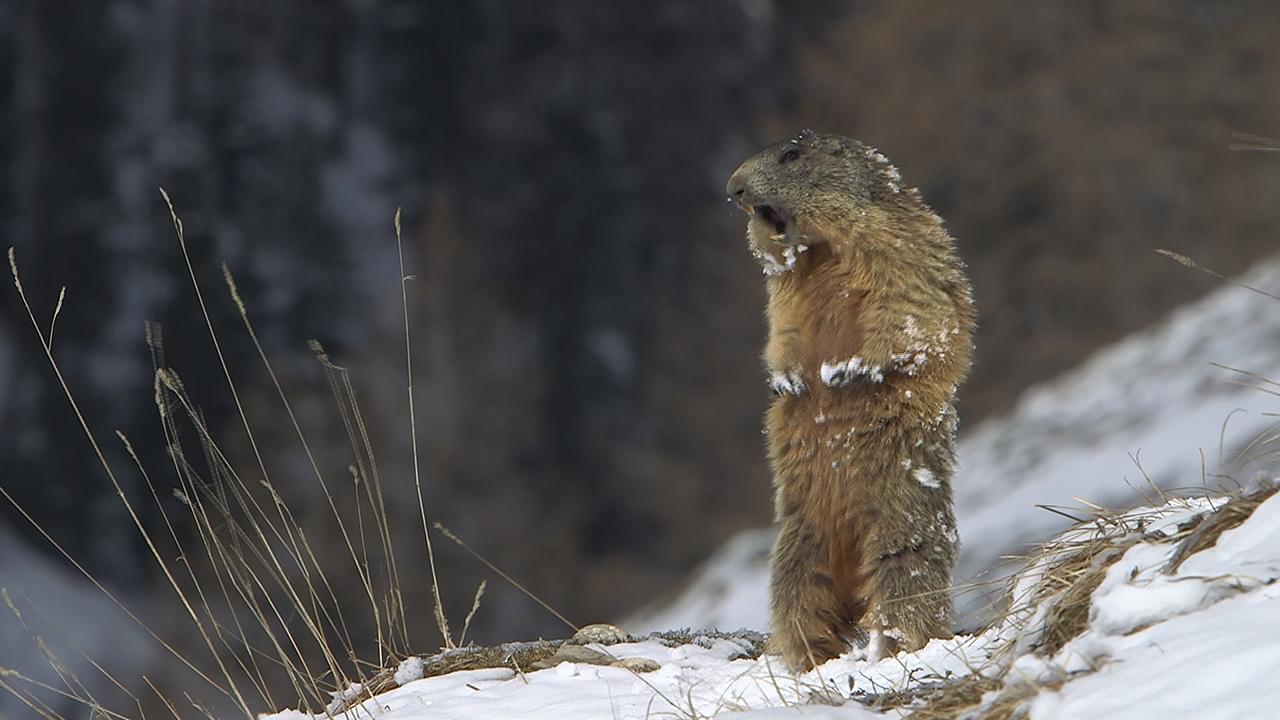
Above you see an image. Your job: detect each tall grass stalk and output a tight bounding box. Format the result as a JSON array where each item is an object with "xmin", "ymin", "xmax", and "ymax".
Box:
[{"xmin": 2, "ymin": 195, "xmax": 460, "ymax": 717}]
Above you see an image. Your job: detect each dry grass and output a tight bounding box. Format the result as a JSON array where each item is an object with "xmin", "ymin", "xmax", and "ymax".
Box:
[
  {"xmin": 1032, "ymin": 550, "xmax": 1115, "ymax": 659},
  {"xmin": 322, "ymin": 642, "xmax": 565, "ymax": 714},
  {"xmin": 869, "ymin": 480, "xmax": 1279, "ymax": 720},
  {"xmin": 893, "ymin": 675, "xmax": 1001, "ymax": 720},
  {"xmin": 3, "ymin": 197, "xmax": 464, "ymax": 718},
  {"xmin": 6, "ymin": 195, "xmax": 734, "ymax": 719},
  {"xmin": 324, "ymin": 629, "xmax": 768, "ymax": 714},
  {"xmin": 1163, "ymin": 482, "xmax": 1280, "ymax": 573}
]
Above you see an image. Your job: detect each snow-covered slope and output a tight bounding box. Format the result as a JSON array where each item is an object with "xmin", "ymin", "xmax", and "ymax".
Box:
[
  {"xmin": 0, "ymin": 526, "xmax": 157, "ymax": 716},
  {"xmin": 952, "ymin": 256, "xmax": 1280, "ymax": 599},
  {"xmin": 629, "ymin": 256, "xmax": 1280, "ymax": 632},
  {"xmin": 265, "ymin": 484, "xmax": 1280, "ymax": 719}
]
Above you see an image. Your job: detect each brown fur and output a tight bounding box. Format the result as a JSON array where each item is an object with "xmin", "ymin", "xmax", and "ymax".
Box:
[{"xmin": 726, "ymin": 132, "xmax": 975, "ymax": 670}]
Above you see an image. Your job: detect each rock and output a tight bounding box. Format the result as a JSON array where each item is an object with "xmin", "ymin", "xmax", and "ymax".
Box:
[
  {"xmin": 530, "ymin": 644, "xmax": 615, "ymax": 670},
  {"xmin": 571, "ymin": 623, "xmax": 631, "ymax": 645},
  {"xmin": 610, "ymin": 657, "xmax": 660, "ymax": 673}
]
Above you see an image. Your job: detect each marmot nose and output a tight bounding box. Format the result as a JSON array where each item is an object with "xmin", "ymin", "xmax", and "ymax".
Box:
[{"xmin": 725, "ymin": 169, "xmax": 753, "ymax": 205}]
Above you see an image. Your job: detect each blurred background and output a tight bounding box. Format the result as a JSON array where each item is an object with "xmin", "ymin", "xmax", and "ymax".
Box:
[{"xmin": 3, "ymin": 0, "xmax": 1280, "ymax": 715}]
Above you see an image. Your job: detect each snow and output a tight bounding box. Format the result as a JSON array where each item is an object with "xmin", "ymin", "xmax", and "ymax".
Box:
[
  {"xmin": 888, "ymin": 351, "xmax": 927, "ymax": 375},
  {"xmin": 0, "ymin": 526, "xmax": 157, "ymax": 717},
  {"xmin": 325, "ymin": 683, "xmax": 364, "ymax": 715},
  {"xmin": 753, "ymin": 248, "xmax": 789, "ymax": 275},
  {"xmin": 626, "ymin": 529, "xmax": 775, "ymax": 636},
  {"xmin": 267, "ymin": 490, "xmax": 1280, "ymax": 718},
  {"xmin": 395, "ymin": 656, "xmax": 426, "ymax": 686},
  {"xmin": 1091, "ymin": 492, "xmax": 1280, "ymax": 637},
  {"xmin": 753, "ymin": 242, "xmax": 808, "ymax": 276},
  {"xmin": 734, "ymin": 707, "xmax": 884, "ymax": 719},
  {"xmin": 864, "ymin": 147, "xmax": 903, "ymax": 194},
  {"xmin": 770, "ymin": 370, "xmax": 807, "ymax": 396},
  {"xmin": 1026, "ymin": 491, "xmax": 1280, "ymax": 719},
  {"xmin": 269, "ymin": 639, "xmax": 839, "ymax": 720},
  {"xmin": 270, "ymin": 488, "xmax": 1280, "ymax": 719},
  {"xmin": 1029, "ymin": 587, "xmax": 1280, "ymax": 719},
  {"xmin": 912, "ymin": 467, "xmax": 939, "ymax": 489},
  {"xmin": 953, "ymin": 256, "xmax": 1280, "ymax": 615},
  {"xmin": 821, "ymin": 357, "xmax": 885, "ymax": 385}
]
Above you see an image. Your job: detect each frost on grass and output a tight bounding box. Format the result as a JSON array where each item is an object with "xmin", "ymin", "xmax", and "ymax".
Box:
[
  {"xmin": 324, "ymin": 682, "xmax": 363, "ymax": 715},
  {"xmin": 263, "ymin": 484, "xmax": 1280, "ymax": 719}
]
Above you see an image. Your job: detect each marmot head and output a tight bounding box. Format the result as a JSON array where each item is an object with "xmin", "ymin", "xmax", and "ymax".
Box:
[{"xmin": 726, "ymin": 131, "xmax": 914, "ymax": 270}]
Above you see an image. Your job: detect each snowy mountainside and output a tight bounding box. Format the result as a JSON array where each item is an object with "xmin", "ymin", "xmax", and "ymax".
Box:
[
  {"xmin": 266, "ymin": 484, "xmax": 1280, "ymax": 719},
  {"xmin": 0, "ymin": 527, "xmax": 157, "ymax": 716},
  {"xmin": 629, "ymin": 255, "xmax": 1280, "ymax": 632}
]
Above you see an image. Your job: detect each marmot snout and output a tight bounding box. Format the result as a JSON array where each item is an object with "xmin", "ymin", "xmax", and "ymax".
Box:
[{"xmin": 728, "ymin": 131, "xmax": 975, "ymax": 670}]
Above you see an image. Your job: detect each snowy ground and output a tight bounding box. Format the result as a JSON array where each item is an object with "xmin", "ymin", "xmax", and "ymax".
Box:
[
  {"xmin": 1024, "ymin": 493, "xmax": 1280, "ymax": 718},
  {"xmin": 265, "ymin": 486, "xmax": 1280, "ymax": 719},
  {"xmin": 629, "ymin": 256, "xmax": 1280, "ymax": 632}
]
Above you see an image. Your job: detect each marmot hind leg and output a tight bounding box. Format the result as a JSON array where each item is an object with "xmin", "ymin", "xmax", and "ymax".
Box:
[
  {"xmin": 767, "ymin": 516, "xmax": 866, "ymax": 670},
  {"xmin": 862, "ymin": 519, "xmax": 956, "ymax": 657}
]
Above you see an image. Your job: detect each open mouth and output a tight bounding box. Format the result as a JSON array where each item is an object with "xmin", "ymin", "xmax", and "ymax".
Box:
[{"xmin": 754, "ymin": 204, "xmax": 788, "ymax": 237}]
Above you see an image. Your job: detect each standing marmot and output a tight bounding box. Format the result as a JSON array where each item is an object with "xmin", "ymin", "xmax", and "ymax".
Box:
[{"xmin": 726, "ymin": 131, "xmax": 975, "ymax": 670}]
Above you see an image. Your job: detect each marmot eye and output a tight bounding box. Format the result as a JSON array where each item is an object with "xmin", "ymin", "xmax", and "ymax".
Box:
[{"xmin": 780, "ymin": 148, "xmax": 801, "ymax": 164}]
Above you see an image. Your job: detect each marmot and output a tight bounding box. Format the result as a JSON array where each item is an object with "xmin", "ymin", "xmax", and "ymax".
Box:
[{"xmin": 726, "ymin": 131, "xmax": 975, "ymax": 670}]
